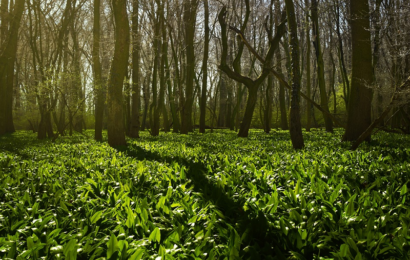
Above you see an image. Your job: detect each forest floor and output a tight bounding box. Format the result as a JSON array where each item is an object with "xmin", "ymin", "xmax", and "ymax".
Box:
[{"xmin": 0, "ymin": 129, "xmax": 409, "ymax": 259}]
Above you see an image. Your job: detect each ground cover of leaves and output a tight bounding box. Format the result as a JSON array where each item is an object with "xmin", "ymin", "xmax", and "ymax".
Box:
[{"xmin": 1, "ymin": 129, "xmax": 410, "ymax": 259}]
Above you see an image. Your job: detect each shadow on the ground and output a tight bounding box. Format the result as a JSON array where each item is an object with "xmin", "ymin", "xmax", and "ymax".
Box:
[{"xmin": 118, "ymin": 143, "xmax": 288, "ymax": 258}]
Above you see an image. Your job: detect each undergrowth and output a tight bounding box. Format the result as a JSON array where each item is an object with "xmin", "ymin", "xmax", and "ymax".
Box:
[{"xmin": 0, "ymin": 129, "xmax": 409, "ymax": 259}]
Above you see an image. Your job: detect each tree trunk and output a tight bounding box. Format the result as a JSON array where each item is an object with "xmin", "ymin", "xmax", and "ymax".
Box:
[
  {"xmin": 311, "ymin": 0, "xmax": 333, "ymax": 132},
  {"xmin": 168, "ymin": 28, "xmax": 181, "ymax": 132},
  {"xmin": 0, "ymin": 0, "xmax": 24, "ymax": 135},
  {"xmin": 275, "ymin": 0, "xmax": 288, "ymax": 131},
  {"xmin": 305, "ymin": 0, "xmax": 311, "ymax": 131},
  {"xmin": 93, "ymin": 0, "xmax": 104, "ymax": 141},
  {"xmin": 335, "ymin": 0, "xmax": 350, "ymax": 109},
  {"xmin": 218, "ymin": 75, "xmax": 228, "ymax": 127},
  {"xmin": 181, "ymin": 0, "xmax": 197, "ymax": 134},
  {"xmin": 218, "ymin": 3, "xmax": 286, "ymax": 137},
  {"xmin": 264, "ymin": 76, "xmax": 273, "ymax": 133},
  {"xmin": 284, "ymin": 0, "xmax": 304, "ymax": 149},
  {"xmin": 343, "ymin": 0, "xmax": 373, "ymax": 142},
  {"xmin": 107, "ymin": 0, "xmax": 129, "ymax": 146},
  {"xmin": 351, "ymin": 76, "xmax": 410, "ymax": 150},
  {"xmin": 238, "ymin": 86, "xmax": 258, "ymax": 137},
  {"xmin": 129, "ymin": 0, "xmax": 140, "ymax": 138},
  {"xmin": 199, "ymin": 0, "xmax": 209, "ymax": 133}
]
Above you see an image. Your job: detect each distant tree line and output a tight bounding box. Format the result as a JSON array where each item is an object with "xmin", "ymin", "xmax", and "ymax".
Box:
[{"xmin": 0, "ymin": 0, "xmax": 410, "ymax": 149}]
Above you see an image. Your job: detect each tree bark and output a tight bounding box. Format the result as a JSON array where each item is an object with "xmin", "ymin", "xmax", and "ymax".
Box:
[
  {"xmin": 343, "ymin": 0, "xmax": 373, "ymax": 142},
  {"xmin": 181, "ymin": 0, "xmax": 197, "ymax": 134},
  {"xmin": 199, "ymin": 0, "xmax": 209, "ymax": 133},
  {"xmin": 275, "ymin": 0, "xmax": 288, "ymax": 131},
  {"xmin": 0, "ymin": 0, "xmax": 24, "ymax": 135},
  {"xmin": 311, "ymin": 0, "xmax": 333, "ymax": 132},
  {"xmin": 107, "ymin": 0, "xmax": 129, "ymax": 146},
  {"xmin": 93, "ymin": 0, "xmax": 104, "ymax": 141},
  {"xmin": 284, "ymin": 0, "xmax": 304, "ymax": 149},
  {"xmin": 305, "ymin": 0, "xmax": 311, "ymax": 131},
  {"xmin": 129, "ymin": 0, "xmax": 140, "ymax": 138}
]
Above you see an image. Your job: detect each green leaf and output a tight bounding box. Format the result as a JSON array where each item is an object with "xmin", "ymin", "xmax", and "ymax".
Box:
[
  {"xmin": 7, "ymin": 241, "xmax": 17, "ymax": 259},
  {"xmin": 60, "ymin": 200, "xmax": 69, "ymax": 212},
  {"xmin": 346, "ymin": 237, "xmax": 359, "ymax": 253},
  {"xmin": 125, "ymin": 207, "xmax": 134, "ymax": 229},
  {"xmin": 345, "ymin": 194, "xmax": 357, "ymax": 216},
  {"xmin": 340, "ymin": 244, "xmax": 350, "ymax": 257},
  {"xmin": 90, "ymin": 210, "xmax": 103, "ymax": 224},
  {"xmin": 294, "ymin": 179, "xmax": 301, "ymax": 195},
  {"xmin": 107, "ymin": 233, "xmax": 119, "ymax": 259},
  {"xmin": 27, "ymin": 237, "xmax": 35, "ymax": 249},
  {"xmin": 63, "ymin": 239, "xmax": 78, "ymax": 260},
  {"xmin": 354, "ymin": 252, "xmax": 363, "ymax": 260},
  {"xmin": 129, "ymin": 248, "xmax": 144, "ymax": 260},
  {"xmin": 400, "ymin": 183, "xmax": 408, "ymax": 196},
  {"xmin": 149, "ymin": 227, "xmax": 161, "ymax": 243}
]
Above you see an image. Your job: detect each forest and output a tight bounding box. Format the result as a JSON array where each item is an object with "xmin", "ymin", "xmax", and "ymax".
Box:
[{"xmin": 1, "ymin": 0, "xmax": 410, "ymax": 259}]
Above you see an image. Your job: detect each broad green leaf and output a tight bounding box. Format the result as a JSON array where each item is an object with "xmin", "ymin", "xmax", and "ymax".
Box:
[
  {"xmin": 129, "ymin": 248, "xmax": 144, "ymax": 260},
  {"xmin": 90, "ymin": 210, "xmax": 103, "ymax": 224},
  {"xmin": 340, "ymin": 244, "xmax": 350, "ymax": 257},
  {"xmin": 149, "ymin": 227, "xmax": 161, "ymax": 243},
  {"xmin": 400, "ymin": 183, "xmax": 408, "ymax": 196},
  {"xmin": 107, "ymin": 233, "xmax": 119, "ymax": 259}
]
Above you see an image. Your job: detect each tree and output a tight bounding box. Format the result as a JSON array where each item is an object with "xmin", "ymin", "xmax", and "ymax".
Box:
[
  {"xmin": 199, "ymin": 0, "xmax": 209, "ymax": 133},
  {"xmin": 305, "ymin": 0, "xmax": 311, "ymax": 131},
  {"xmin": 107, "ymin": 0, "xmax": 129, "ymax": 146},
  {"xmin": 284, "ymin": 0, "xmax": 304, "ymax": 149},
  {"xmin": 93, "ymin": 0, "xmax": 104, "ymax": 141},
  {"xmin": 129, "ymin": 0, "xmax": 141, "ymax": 138},
  {"xmin": 180, "ymin": 0, "xmax": 198, "ymax": 134},
  {"xmin": 311, "ymin": 0, "xmax": 333, "ymax": 132},
  {"xmin": 0, "ymin": 0, "xmax": 25, "ymax": 135},
  {"xmin": 275, "ymin": 0, "xmax": 288, "ymax": 131},
  {"xmin": 343, "ymin": 0, "xmax": 373, "ymax": 142},
  {"xmin": 218, "ymin": 2, "xmax": 287, "ymax": 137}
]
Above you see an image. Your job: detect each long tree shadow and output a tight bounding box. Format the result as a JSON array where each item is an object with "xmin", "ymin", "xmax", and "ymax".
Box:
[{"xmin": 120, "ymin": 144, "xmax": 286, "ymax": 258}]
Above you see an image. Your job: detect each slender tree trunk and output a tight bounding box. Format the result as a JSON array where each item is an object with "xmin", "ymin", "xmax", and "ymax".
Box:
[
  {"xmin": 199, "ymin": 0, "xmax": 209, "ymax": 133},
  {"xmin": 335, "ymin": 0, "xmax": 350, "ymax": 109},
  {"xmin": 107, "ymin": 0, "xmax": 129, "ymax": 146},
  {"xmin": 373, "ymin": 0, "xmax": 383, "ymax": 125},
  {"xmin": 181, "ymin": 0, "xmax": 197, "ymax": 134},
  {"xmin": 284, "ymin": 0, "xmax": 304, "ymax": 149},
  {"xmin": 305, "ymin": 0, "xmax": 311, "ymax": 131},
  {"xmin": 264, "ymin": 78, "xmax": 273, "ymax": 133},
  {"xmin": 159, "ymin": 1, "xmax": 167, "ymax": 133},
  {"xmin": 93, "ymin": 0, "xmax": 104, "ymax": 141},
  {"xmin": 151, "ymin": 4, "xmax": 161, "ymax": 136},
  {"xmin": 275, "ymin": 0, "xmax": 288, "ymax": 131},
  {"xmin": 129, "ymin": 0, "xmax": 140, "ymax": 138},
  {"xmin": 218, "ymin": 75, "xmax": 228, "ymax": 127},
  {"xmin": 124, "ymin": 72, "xmax": 131, "ymax": 134},
  {"xmin": 343, "ymin": 0, "xmax": 373, "ymax": 142},
  {"xmin": 311, "ymin": 0, "xmax": 333, "ymax": 132},
  {"xmin": 141, "ymin": 67, "xmax": 151, "ymax": 130},
  {"xmin": 168, "ymin": 29, "xmax": 181, "ymax": 132},
  {"xmin": 238, "ymin": 86, "xmax": 258, "ymax": 137}
]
